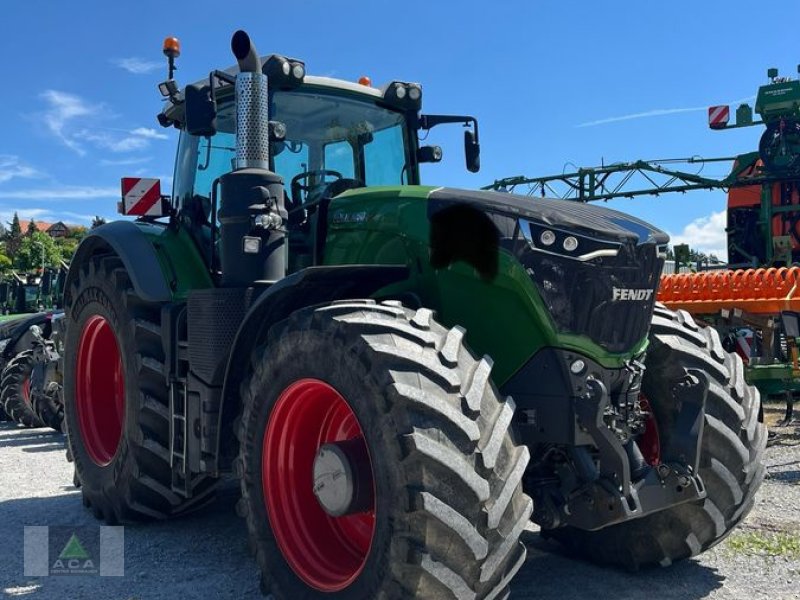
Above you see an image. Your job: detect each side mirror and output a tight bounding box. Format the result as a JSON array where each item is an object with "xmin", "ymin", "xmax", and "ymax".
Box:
[
  {"xmin": 465, "ymin": 130, "xmax": 480, "ymax": 173},
  {"xmin": 417, "ymin": 145, "xmax": 442, "ymax": 164},
  {"xmin": 185, "ymin": 83, "xmax": 217, "ymax": 137}
]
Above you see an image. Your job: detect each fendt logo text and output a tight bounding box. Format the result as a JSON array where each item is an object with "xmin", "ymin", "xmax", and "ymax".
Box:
[{"xmin": 612, "ymin": 287, "xmax": 654, "ymax": 301}]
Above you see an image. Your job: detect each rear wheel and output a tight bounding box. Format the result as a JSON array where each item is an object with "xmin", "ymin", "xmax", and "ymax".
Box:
[
  {"xmin": 1, "ymin": 350, "xmax": 45, "ymax": 428},
  {"xmin": 63, "ymin": 253, "xmax": 217, "ymax": 522},
  {"xmin": 237, "ymin": 300, "xmax": 532, "ymax": 599},
  {"xmin": 547, "ymin": 305, "xmax": 767, "ymax": 568}
]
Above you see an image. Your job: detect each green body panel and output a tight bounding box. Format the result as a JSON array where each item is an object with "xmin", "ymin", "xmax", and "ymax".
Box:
[
  {"xmin": 137, "ymin": 222, "xmax": 214, "ymax": 300},
  {"xmin": 323, "ymin": 186, "xmax": 646, "ymax": 384},
  {"xmin": 745, "ymin": 362, "xmax": 800, "ymax": 396}
]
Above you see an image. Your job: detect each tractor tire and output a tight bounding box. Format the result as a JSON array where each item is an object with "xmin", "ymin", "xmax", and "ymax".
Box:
[
  {"xmin": 1, "ymin": 350, "xmax": 45, "ymax": 428},
  {"xmin": 33, "ymin": 381, "xmax": 64, "ymax": 433},
  {"xmin": 63, "ymin": 253, "xmax": 217, "ymax": 523},
  {"xmin": 237, "ymin": 300, "xmax": 532, "ymax": 599},
  {"xmin": 546, "ymin": 305, "xmax": 767, "ymax": 569}
]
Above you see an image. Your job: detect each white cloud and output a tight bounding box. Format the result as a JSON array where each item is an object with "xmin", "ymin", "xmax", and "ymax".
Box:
[
  {"xmin": 100, "ymin": 156, "xmax": 152, "ymax": 167},
  {"xmin": 669, "ymin": 210, "xmax": 728, "ymax": 260},
  {"xmin": 74, "ymin": 129, "xmax": 148, "ymax": 153},
  {"xmin": 0, "ymin": 186, "xmax": 119, "ymax": 200},
  {"xmin": 578, "ymin": 106, "xmax": 705, "ymax": 128},
  {"xmin": 111, "ymin": 57, "xmax": 162, "ymax": 75},
  {"xmin": 74, "ymin": 126, "xmax": 169, "ymax": 153},
  {"xmin": 61, "ymin": 211, "xmax": 98, "ymax": 223},
  {"xmin": 130, "ymin": 127, "xmax": 168, "ymax": 140},
  {"xmin": 39, "ymin": 91, "xmax": 166, "ymax": 155},
  {"xmin": 0, "ymin": 208, "xmax": 99, "ymax": 226},
  {"xmin": 40, "ymin": 90, "xmax": 97, "ymax": 155},
  {"xmin": 0, "ymin": 207, "xmax": 54, "ymax": 224},
  {"xmin": 577, "ymin": 95, "xmax": 756, "ymax": 128},
  {"xmin": 0, "ymin": 155, "xmax": 40, "ymax": 183}
]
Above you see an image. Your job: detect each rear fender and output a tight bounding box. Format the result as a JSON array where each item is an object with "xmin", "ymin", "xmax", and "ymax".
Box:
[{"xmin": 65, "ymin": 221, "xmax": 173, "ymax": 308}]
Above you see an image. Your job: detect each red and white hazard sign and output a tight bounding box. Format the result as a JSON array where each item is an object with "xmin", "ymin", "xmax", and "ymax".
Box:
[
  {"xmin": 708, "ymin": 105, "xmax": 730, "ymax": 129},
  {"xmin": 120, "ymin": 178, "xmax": 164, "ymax": 216}
]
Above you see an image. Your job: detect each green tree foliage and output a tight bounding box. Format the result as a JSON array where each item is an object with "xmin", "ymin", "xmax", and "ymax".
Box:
[
  {"xmin": 56, "ymin": 237, "xmax": 80, "ymax": 263},
  {"xmin": 68, "ymin": 225, "xmax": 88, "ymax": 239},
  {"xmin": 0, "ymin": 217, "xmax": 90, "ymax": 272},
  {"xmin": 5, "ymin": 212, "xmax": 23, "ymax": 257},
  {"xmin": 0, "ymin": 253, "xmax": 11, "ymax": 274},
  {"xmin": 14, "ymin": 231, "xmax": 62, "ymax": 272}
]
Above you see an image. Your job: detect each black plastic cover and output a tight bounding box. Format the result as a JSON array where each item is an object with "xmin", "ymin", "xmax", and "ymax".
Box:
[{"xmin": 429, "ymin": 188, "xmax": 669, "ymax": 245}]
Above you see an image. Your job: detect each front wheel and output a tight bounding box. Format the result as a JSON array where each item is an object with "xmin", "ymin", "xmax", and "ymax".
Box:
[
  {"xmin": 237, "ymin": 300, "xmax": 532, "ymax": 599},
  {"xmin": 1, "ymin": 350, "xmax": 45, "ymax": 428}
]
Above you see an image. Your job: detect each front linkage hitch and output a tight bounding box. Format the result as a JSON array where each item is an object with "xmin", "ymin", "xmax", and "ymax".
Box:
[{"xmin": 531, "ymin": 369, "xmax": 708, "ymax": 532}]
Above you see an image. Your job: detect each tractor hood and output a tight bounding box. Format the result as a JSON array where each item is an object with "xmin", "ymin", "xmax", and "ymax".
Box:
[{"xmin": 428, "ymin": 187, "xmax": 669, "ymax": 246}]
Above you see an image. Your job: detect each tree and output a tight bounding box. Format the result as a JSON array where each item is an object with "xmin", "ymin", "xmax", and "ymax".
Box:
[
  {"xmin": 55, "ymin": 237, "xmax": 80, "ymax": 263},
  {"xmin": 14, "ymin": 231, "xmax": 61, "ymax": 273},
  {"xmin": 26, "ymin": 218, "xmax": 37, "ymax": 236},
  {"xmin": 5, "ymin": 212, "xmax": 22, "ymax": 257},
  {"xmin": 68, "ymin": 225, "xmax": 88, "ymax": 239},
  {"xmin": 91, "ymin": 216, "xmax": 107, "ymax": 229}
]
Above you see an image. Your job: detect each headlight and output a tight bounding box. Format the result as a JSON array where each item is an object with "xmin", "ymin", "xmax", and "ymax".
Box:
[
  {"xmin": 263, "ymin": 55, "xmax": 306, "ymax": 90},
  {"xmin": 563, "ymin": 236, "xmax": 579, "ymax": 252},
  {"xmin": 520, "ymin": 219, "xmax": 620, "ymax": 262},
  {"xmin": 382, "ymin": 80, "xmax": 422, "ymax": 111}
]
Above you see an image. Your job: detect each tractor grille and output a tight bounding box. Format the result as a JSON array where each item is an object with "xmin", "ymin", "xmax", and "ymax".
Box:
[
  {"xmin": 187, "ymin": 288, "xmax": 258, "ymax": 385},
  {"xmin": 518, "ymin": 241, "xmax": 663, "ymax": 353}
]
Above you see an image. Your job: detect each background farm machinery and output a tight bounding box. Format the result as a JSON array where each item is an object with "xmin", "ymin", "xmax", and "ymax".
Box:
[
  {"xmin": 486, "ymin": 66, "xmax": 800, "ymax": 422},
  {"xmin": 0, "ymin": 311, "xmax": 65, "ymax": 430},
  {"xmin": 0, "ymin": 263, "xmax": 67, "ymax": 316},
  {"xmin": 0, "ymin": 264, "xmax": 67, "ymax": 429}
]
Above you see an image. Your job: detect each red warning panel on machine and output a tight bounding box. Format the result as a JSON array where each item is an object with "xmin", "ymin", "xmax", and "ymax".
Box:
[
  {"xmin": 708, "ymin": 105, "xmax": 730, "ymax": 129},
  {"xmin": 121, "ymin": 177, "xmax": 163, "ymax": 216}
]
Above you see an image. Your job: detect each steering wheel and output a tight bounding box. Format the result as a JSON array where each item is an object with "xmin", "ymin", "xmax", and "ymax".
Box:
[{"xmin": 290, "ymin": 169, "xmax": 343, "ymax": 207}]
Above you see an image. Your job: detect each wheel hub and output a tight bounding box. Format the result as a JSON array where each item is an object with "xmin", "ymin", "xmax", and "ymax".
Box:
[
  {"xmin": 313, "ymin": 439, "xmax": 373, "ymax": 517},
  {"xmin": 262, "ymin": 378, "xmax": 376, "ymax": 592},
  {"xmin": 75, "ymin": 315, "xmax": 125, "ymax": 466}
]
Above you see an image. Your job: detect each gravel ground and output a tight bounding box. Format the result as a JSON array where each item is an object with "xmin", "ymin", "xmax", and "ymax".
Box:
[{"xmin": 0, "ymin": 408, "xmax": 797, "ymax": 600}]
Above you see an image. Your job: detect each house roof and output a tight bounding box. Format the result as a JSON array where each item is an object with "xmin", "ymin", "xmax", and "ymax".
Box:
[
  {"xmin": 16, "ymin": 219, "xmax": 81, "ymax": 233},
  {"xmin": 18, "ymin": 220, "xmax": 53, "ymax": 233}
]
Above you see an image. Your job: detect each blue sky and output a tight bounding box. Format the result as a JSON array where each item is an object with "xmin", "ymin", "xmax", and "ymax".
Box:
[{"xmin": 2, "ymin": 0, "xmax": 798, "ymax": 257}]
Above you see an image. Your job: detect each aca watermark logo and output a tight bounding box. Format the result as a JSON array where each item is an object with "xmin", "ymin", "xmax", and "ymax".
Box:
[
  {"xmin": 24, "ymin": 526, "xmax": 124, "ymax": 577},
  {"xmin": 51, "ymin": 533, "xmax": 96, "ymax": 575}
]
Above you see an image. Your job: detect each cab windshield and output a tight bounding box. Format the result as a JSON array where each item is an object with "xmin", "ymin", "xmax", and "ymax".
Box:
[{"xmin": 180, "ymin": 88, "xmax": 413, "ymax": 210}]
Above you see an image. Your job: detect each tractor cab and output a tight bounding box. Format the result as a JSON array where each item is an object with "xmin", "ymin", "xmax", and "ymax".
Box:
[{"xmin": 150, "ymin": 42, "xmax": 479, "ymax": 275}]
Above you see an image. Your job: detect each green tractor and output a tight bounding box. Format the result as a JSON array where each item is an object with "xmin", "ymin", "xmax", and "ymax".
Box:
[{"xmin": 63, "ymin": 30, "xmax": 766, "ymax": 598}]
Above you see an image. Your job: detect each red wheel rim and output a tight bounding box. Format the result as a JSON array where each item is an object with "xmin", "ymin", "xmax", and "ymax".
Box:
[
  {"xmin": 263, "ymin": 379, "xmax": 376, "ymax": 592},
  {"xmin": 75, "ymin": 316, "xmax": 125, "ymax": 466},
  {"xmin": 637, "ymin": 395, "xmax": 661, "ymax": 466},
  {"xmin": 22, "ymin": 378, "xmax": 31, "ymax": 405}
]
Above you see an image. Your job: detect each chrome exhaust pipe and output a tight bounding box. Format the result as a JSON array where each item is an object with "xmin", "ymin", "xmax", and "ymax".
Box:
[
  {"xmin": 231, "ymin": 30, "xmax": 269, "ymax": 171},
  {"xmin": 219, "ymin": 30, "xmax": 286, "ymax": 286}
]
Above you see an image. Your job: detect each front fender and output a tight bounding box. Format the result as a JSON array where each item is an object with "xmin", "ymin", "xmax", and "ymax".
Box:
[{"xmin": 216, "ymin": 264, "xmax": 409, "ymax": 468}]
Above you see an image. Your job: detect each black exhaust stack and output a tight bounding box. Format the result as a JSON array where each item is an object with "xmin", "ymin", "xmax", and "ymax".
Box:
[{"xmin": 218, "ymin": 30, "xmax": 286, "ymax": 287}]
